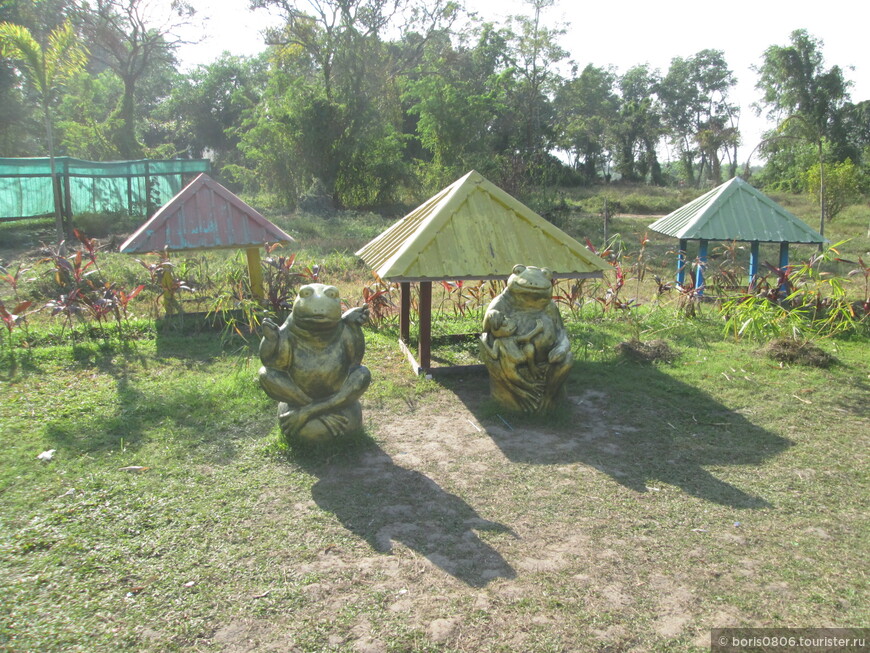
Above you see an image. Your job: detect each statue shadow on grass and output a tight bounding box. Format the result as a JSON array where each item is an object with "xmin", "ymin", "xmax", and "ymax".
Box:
[
  {"xmin": 292, "ymin": 436, "xmax": 517, "ymax": 587},
  {"xmin": 439, "ymin": 360, "xmax": 794, "ymax": 509},
  {"xmin": 41, "ymin": 343, "xmax": 242, "ymax": 464}
]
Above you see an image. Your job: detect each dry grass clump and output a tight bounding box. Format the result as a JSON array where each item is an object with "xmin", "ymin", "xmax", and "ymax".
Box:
[
  {"xmin": 763, "ymin": 338, "xmax": 837, "ymax": 368},
  {"xmin": 615, "ymin": 338, "xmax": 677, "ymax": 364}
]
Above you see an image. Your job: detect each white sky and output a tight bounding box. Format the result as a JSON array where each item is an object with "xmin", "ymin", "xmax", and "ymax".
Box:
[{"xmin": 174, "ymin": 0, "xmax": 869, "ymax": 164}]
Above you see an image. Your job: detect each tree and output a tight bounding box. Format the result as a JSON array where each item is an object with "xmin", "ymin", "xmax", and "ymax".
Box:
[
  {"xmin": 75, "ymin": 0, "xmax": 193, "ymax": 158},
  {"xmin": 806, "ymin": 158, "xmax": 861, "ymax": 222},
  {"xmin": 402, "ymin": 24, "xmax": 513, "ymax": 188},
  {"xmin": 162, "ymin": 53, "xmax": 267, "ymax": 170},
  {"xmin": 0, "ymin": 19, "xmax": 87, "ymax": 242},
  {"xmin": 56, "ymin": 68, "xmax": 123, "ymax": 159},
  {"xmin": 659, "ymin": 49, "xmax": 739, "ymax": 186},
  {"xmin": 553, "ymin": 64, "xmax": 618, "ymax": 183},
  {"xmin": 755, "ymin": 29, "xmax": 851, "ymax": 237},
  {"xmin": 243, "ymin": 0, "xmax": 457, "ymax": 206},
  {"xmin": 500, "ymin": 0, "xmax": 568, "ymax": 158},
  {"xmin": 610, "ymin": 65, "xmax": 663, "ymax": 184}
]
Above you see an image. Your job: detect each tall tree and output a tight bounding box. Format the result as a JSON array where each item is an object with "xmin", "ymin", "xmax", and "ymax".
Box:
[
  {"xmin": 506, "ymin": 0, "xmax": 566, "ymax": 152},
  {"xmin": 244, "ymin": 0, "xmax": 456, "ymax": 206},
  {"xmin": 161, "ymin": 53, "xmax": 267, "ymax": 170},
  {"xmin": 403, "ymin": 24, "xmax": 513, "ymax": 188},
  {"xmin": 755, "ymin": 29, "xmax": 851, "ymax": 236},
  {"xmin": 0, "ymin": 19, "xmax": 87, "ymax": 241},
  {"xmin": 553, "ymin": 64, "xmax": 618, "ymax": 183},
  {"xmin": 75, "ymin": 0, "xmax": 193, "ymax": 158},
  {"xmin": 611, "ymin": 65, "xmax": 663, "ymax": 184},
  {"xmin": 659, "ymin": 49, "xmax": 739, "ymax": 186}
]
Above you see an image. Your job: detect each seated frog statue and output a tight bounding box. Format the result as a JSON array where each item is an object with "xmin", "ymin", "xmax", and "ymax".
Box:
[
  {"xmin": 259, "ymin": 283, "xmax": 371, "ymax": 443},
  {"xmin": 479, "ymin": 264, "xmax": 573, "ymax": 413}
]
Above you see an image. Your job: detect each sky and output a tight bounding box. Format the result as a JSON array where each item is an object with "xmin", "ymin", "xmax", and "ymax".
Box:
[{"xmin": 173, "ymin": 0, "xmax": 869, "ymax": 164}]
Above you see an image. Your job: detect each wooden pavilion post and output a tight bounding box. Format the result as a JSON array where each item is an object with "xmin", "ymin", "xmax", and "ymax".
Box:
[
  {"xmin": 695, "ymin": 239, "xmax": 708, "ymax": 294},
  {"xmin": 677, "ymin": 239, "xmax": 688, "ymax": 286},
  {"xmin": 418, "ymin": 281, "xmax": 432, "ymax": 372},
  {"xmin": 399, "ymin": 281, "xmax": 411, "ymax": 344},
  {"xmin": 748, "ymin": 241, "xmax": 760, "ymax": 290}
]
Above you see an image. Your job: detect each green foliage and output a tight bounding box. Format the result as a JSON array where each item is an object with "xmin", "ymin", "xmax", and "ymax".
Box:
[
  {"xmin": 806, "ymin": 158, "xmax": 863, "ymax": 221},
  {"xmin": 75, "ymin": 0, "xmax": 187, "ymax": 158},
  {"xmin": 754, "ymin": 29, "xmax": 860, "ymax": 204},
  {"xmin": 659, "ymin": 50, "xmax": 739, "ymax": 186},
  {"xmin": 161, "ymin": 54, "xmax": 267, "ymax": 171},
  {"xmin": 553, "ymin": 64, "xmax": 618, "ymax": 183},
  {"xmin": 721, "ymin": 242, "xmax": 869, "ymax": 342},
  {"xmin": 55, "ymin": 69, "xmax": 124, "ymax": 159}
]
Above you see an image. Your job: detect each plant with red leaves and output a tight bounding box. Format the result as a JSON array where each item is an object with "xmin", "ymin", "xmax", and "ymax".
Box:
[
  {"xmin": 136, "ymin": 250, "xmax": 194, "ymax": 316},
  {"xmin": 44, "ymin": 288, "xmax": 84, "ymax": 334},
  {"xmin": 552, "ymin": 279, "xmax": 587, "ymax": 318},
  {"xmin": 361, "ymin": 272, "xmax": 397, "ymax": 327},
  {"xmin": 0, "ymin": 298, "xmax": 33, "ymax": 357},
  {"xmin": 261, "ymin": 245, "xmax": 318, "ymax": 320},
  {"xmin": 839, "ymin": 255, "xmax": 870, "ymax": 317},
  {"xmin": 0, "ymin": 263, "xmax": 34, "ymax": 345}
]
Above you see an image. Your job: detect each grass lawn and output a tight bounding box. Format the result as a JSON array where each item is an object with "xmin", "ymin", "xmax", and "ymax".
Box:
[
  {"xmin": 1, "ymin": 314, "xmax": 867, "ymax": 652},
  {"xmin": 0, "ymin": 186, "xmax": 868, "ymax": 651}
]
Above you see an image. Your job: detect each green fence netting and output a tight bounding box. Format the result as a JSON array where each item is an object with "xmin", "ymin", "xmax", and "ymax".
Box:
[{"xmin": 0, "ymin": 157, "xmax": 211, "ymax": 222}]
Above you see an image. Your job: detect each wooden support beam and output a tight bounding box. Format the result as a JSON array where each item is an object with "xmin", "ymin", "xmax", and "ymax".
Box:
[
  {"xmin": 398, "ymin": 338, "xmax": 424, "ymax": 376},
  {"xmin": 400, "ymin": 281, "xmax": 411, "ymax": 343},
  {"xmin": 418, "ymin": 281, "xmax": 432, "ymax": 372}
]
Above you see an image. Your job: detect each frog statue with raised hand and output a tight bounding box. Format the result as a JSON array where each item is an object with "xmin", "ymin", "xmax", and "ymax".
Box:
[
  {"xmin": 259, "ymin": 283, "xmax": 371, "ymax": 444},
  {"xmin": 479, "ymin": 264, "xmax": 573, "ymax": 413}
]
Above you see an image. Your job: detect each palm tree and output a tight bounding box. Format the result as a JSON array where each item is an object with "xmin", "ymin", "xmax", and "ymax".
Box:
[{"xmin": 0, "ymin": 20, "xmax": 88, "ymax": 244}]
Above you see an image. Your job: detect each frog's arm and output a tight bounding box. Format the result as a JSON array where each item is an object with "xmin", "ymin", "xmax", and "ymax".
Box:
[
  {"xmin": 545, "ymin": 303, "xmax": 571, "ymax": 363},
  {"xmin": 260, "ymin": 318, "xmax": 293, "ymax": 369}
]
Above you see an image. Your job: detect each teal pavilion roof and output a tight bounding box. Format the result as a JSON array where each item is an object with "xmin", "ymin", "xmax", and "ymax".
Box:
[{"xmin": 649, "ymin": 177, "xmax": 825, "ymax": 244}]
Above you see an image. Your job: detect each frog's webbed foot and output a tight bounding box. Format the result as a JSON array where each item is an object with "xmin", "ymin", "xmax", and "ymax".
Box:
[
  {"xmin": 278, "ymin": 407, "xmax": 309, "ymax": 436},
  {"xmin": 319, "ymin": 413, "xmax": 350, "ymax": 437}
]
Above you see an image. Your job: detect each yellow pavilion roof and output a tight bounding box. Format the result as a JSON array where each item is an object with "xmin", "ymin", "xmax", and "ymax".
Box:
[{"xmin": 356, "ymin": 171, "xmax": 609, "ymax": 281}]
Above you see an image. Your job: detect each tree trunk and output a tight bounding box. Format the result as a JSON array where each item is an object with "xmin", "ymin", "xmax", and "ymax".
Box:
[
  {"xmin": 818, "ymin": 139, "xmax": 826, "ymax": 241},
  {"xmin": 44, "ymin": 105, "xmax": 65, "ymax": 246},
  {"xmin": 116, "ymin": 80, "xmax": 143, "ymax": 159}
]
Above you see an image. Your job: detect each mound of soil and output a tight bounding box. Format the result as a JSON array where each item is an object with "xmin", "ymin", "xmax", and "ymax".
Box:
[
  {"xmin": 763, "ymin": 338, "xmax": 836, "ymax": 368},
  {"xmin": 615, "ymin": 338, "xmax": 677, "ymax": 364}
]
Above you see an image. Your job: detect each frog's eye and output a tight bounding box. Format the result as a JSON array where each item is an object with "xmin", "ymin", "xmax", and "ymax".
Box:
[
  {"xmin": 325, "ymin": 287, "xmax": 339, "ymax": 299},
  {"xmin": 299, "ymin": 287, "xmax": 313, "ymax": 298},
  {"xmin": 542, "ymin": 267, "xmax": 553, "ymax": 279},
  {"xmin": 512, "ymin": 264, "xmax": 526, "ymax": 275}
]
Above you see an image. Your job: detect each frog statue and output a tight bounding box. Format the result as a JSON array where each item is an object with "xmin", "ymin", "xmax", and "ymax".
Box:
[
  {"xmin": 259, "ymin": 283, "xmax": 371, "ymax": 444},
  {"xmin": 479, "ymin": 265, "xmax": 573, "ymax": 413}
]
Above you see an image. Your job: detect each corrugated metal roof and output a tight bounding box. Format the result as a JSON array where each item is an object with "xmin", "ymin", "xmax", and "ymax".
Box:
[
  {"xmin": 356, "ymin": 170, "xmax": 610, "ymax": 281},
  {"xmin": 649, "ymin": 177, "xmax": 825, "ymax": 243},
  {"xmin": 119, "ymin": 173, "xmax": 294, "ymax": 253}
]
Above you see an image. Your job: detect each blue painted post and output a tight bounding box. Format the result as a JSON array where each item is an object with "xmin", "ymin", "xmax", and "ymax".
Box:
[
  {"xmin": 677, "ymin": 239, "xmax": 688, "ymax": 286},
  {"xmin": 695, "ymin": 239, "xmax": 708, "ymax": 294},
  {"xmin": 749, "ymin": 241, "xmax": 760, "ymax": 290},
  {"xmin": 779, "ymin": 242, "xmax": 790, "ymax": 298}
]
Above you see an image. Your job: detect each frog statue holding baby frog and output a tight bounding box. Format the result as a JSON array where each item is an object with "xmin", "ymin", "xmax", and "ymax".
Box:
[{"xmin": 479, "ymin": 265, "xmax": 573, "ymax": 413}]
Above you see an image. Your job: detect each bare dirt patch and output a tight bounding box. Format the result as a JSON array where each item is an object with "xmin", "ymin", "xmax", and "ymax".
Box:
[{"xmin": 205, "ymin": 374, "xmax": 793, "ymax": 652}]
